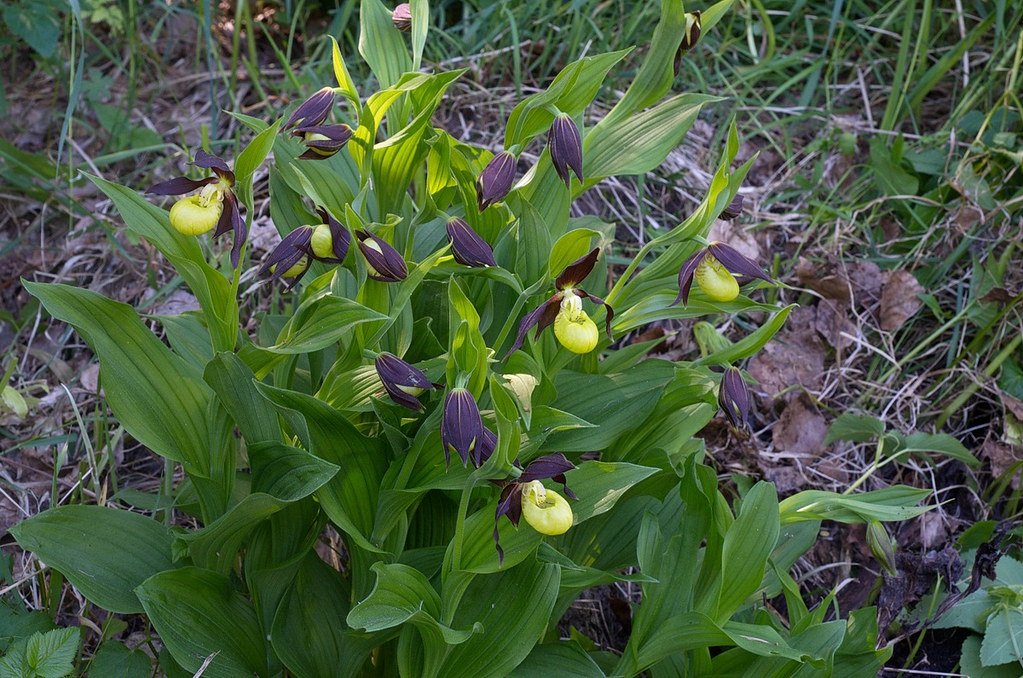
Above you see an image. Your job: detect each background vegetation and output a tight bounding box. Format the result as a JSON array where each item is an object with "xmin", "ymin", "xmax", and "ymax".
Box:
[{"xmin": 1, "ymin": 0, "xmax": 1021, "ymax": 675}]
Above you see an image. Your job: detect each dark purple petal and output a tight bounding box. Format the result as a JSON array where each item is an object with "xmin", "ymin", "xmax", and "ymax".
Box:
[
  {"xmin": 493, "ymin": 484, "xmax": 524, "ymax": 565},
  {"xmin": 147, "ymin": 176, "xmax": 215, "ymax": 196},
  {"xmin": 555, "ymin": 248, "xmax": 599, "ymax": 290},
  {"xmin": 719, "ymin": 367, "xmax": 751, "ymax": 430},
  {"xmin": 671, "ymin": 250, "xmax": 706, "ymax": 307},
  {"xmin": 192, "ymin": 149, "xmax": 232, "ymax": 174},
  {"xmin": 548, "ymin": 114, "xmax": 583, "ymax": 188},
  {"xmin": 518, "ymin": 452, "xmax": 576, "ymax": 483},
  {"xmin": 473, "ymin": 426, "xmax": 498, "ymax": 468},
  {"xmin": 475, "ymin": 151, "xmax": 516, "ymax": 211},
  {"xmin": 505, "ymin": 294, "xmax": 562, "ymax": 358},
  {"xmin": 296, "ymin": 124, "xmax": 353, "ymax": 159},
  {"xmin": 446, "ymin": 217, "xmax": 496, "ymax": 268},
  {"xmin": 440, "ymin": 388, "xmax": 485, "ymax": 467},
  {"xmin": 260, "ymin": 226, "xmax": 314, "ymax": 282},
  {"xmin": 374, "ymin": 352, "xmax": 437, "ymax": 412},
  {"xmin": 285, "ymin": 87, "xmax": 336, "ymax": 132},
  {"xmin": 212, "ymin": 192, "xmax": 246, "ymax": 269},
  {"xmin": 673, "ymin": 11, "xmax": 703, "ymax": 76},
  {"xmin": 356, "ymin": 230, "xmax": 408, "ymax": 282},
  {"xmin": 707, "ymin": 242, "xmax": 773, "ymax": 284}
]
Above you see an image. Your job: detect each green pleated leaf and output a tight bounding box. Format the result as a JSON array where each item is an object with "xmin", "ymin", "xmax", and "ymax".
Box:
[
  {"xmin": 136, "ymin": 567, "xmax": 268, "ymax": 678},
  {"xmin": 204, "ymin": 351, "xmax": 281, "ymax": 444},
  {"xmin": 269, "ymin": 294, "xmax": 387, "ymax": 354},
  {"xmin": 235, "ymin": 118, "xmax": 281, "ymax": 182},
  {"xmin": 25, "ymin": 282, "xmax": 216, "ymax": 475},
  {"xmin": 439, "ymin": 559, "xmax": 560, "ymax": 678},
  {"xmin": 256, "ymin": 384, "xmax": 389, "ymax": 554},
  {"xmin": 359, "ymin": 0, "xmax": 411, "ymax": 90},
  {"xmin": 693, "ymin": 304, "xmax": 796, "ymax": 366},
  {"xmin": 85, "ymin": 174, "xmax": 237, "ymax": 352},
  {"xmin": 713, "ymin": 482, "xmax": 780, "ymax": 621},
  {"xmin": 0, "ymin": 627, "xmax": 79, "ymax": 678},
  {"xmin": 249, "ymin": 442, "xmax": 340, "ymax": 502},
  {"xmin": 508, "ymin": 641, "xmax": 606, "ymax": 677},
  {"xmin": 544, "ymin": 361, "xmax": 675, "ymax": 452},
  {"xmin": 584, "ymin": 94, "xmax": 721, "ymax": 181},
  {"xmin": 272, "ymin": 554, "xmax": 377, "ymax": 678},
  {"xmin": 177, "ymin": 493, "xmax": 286, "ymax": 575},
  {"xmin": 10, "ymin": 505, "xmax": 176, "ymax": 614}
]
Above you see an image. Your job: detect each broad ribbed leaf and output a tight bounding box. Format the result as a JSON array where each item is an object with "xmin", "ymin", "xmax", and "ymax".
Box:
[
  {"xmin": 235, "ymin": 118, "xmax": 281, "ymax": 181},
  {"xmin": 178, "ymin": 493, "xmax": 286, "ymax": 575},
  {"xmin": 250, "ymin": 442, "xmax": 340, "ymax": 501},
  {"xmin": 204, "ymin": 351, "xmax": 280, "ymax": 444},
  {"xmin": 272, "ymin": 554, "xmax": 377, "ymax": 678},
  {"xmin": 505, "ymin": 50, "xmax": 629, "ymax": 149},
  {"xmin": 24, "ymin": 282, "xmax": 215, "ymax": 475},
  {"xmin": 358, "ymin": 0, "xmax": 411, "ymax": 89},
  {"xmin": 270, "ymin": 294, "xmax": 386, "ymax": 354},
  {"xmin": 137, "ymin": 567, "xmax": 267, "ymax": 678},
  {"xmin": 508, "ymin": 641, "xmax": 606, "ymax": 677},
  {"xmin": 10, "ymin": 505, "xmax": 176, "ymax": 614},
  {"xmin": 585, "ymin": 94, "xmax": 721, "ymax": 181},
  {"xmin": 256, "ymin": 384, "xmax": 388, "ymax": 554},
  {"xmin": 544, "ymin": 361, "xmax": 675, "ymax": 452},
  {"xmin": 714, "ymin": 482, "xmax": 780, "ymax": 621},
  {"xmin": 439, "ymin": 559, "xmax": 560, "ymax": 678}
]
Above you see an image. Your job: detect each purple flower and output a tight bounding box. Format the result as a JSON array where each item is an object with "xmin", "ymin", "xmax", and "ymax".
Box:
[
  {"xmin": 356, "ymin": 230, "xmax": 408, "ymax": 282},
  {"xmin": 671, "ymin": 242, "xmax": 773, "ymax": 306},
  {"xmin": 147, "ymin": 149, "xmax": 246, "ymax": 268},
  {"xmin": 719, "ymin": 367, "xmax": 752, "ymax": 430},
  {"xmin": 440, "ymin": 388, "xmax": 485, "ymax": 468}
]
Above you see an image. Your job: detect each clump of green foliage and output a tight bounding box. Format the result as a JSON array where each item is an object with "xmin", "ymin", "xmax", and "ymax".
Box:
[{"xmin": 10, "ymin": 1, "xmax": 940, "ymax": 676}]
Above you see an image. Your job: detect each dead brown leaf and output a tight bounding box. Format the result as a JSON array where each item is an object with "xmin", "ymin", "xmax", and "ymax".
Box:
[
  {"xmin": 795, "ymin": 257, "xmax": 883, "ymax": 310},
  {"xmin": 814, "ymin": 298, "xmax": 858, "ymax": 351},
  {"xmin": 772, "ymin": 393, "xmax": 829, "ymax": 458},
  {"xmin": 879, "ymin": 269, "xmax": 925, "ymax": 331},
  {"xmin": 747, "ymin": 307, "xmax": 827, "ymax": 403}
]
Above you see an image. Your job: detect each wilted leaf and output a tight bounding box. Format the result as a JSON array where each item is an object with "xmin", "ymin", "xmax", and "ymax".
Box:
[{"xmin": 879, "ymin": 270, "xmax": 924, "ymax": 331}]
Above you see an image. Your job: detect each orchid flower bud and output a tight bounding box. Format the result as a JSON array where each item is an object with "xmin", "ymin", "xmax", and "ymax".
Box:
[
  {"xmin": 374, "ymin": 352, "xmax": 438, "ymax": 412},
  {"xmin": 475, "ymin": 151, "xmax": 516, "ymax": 211},
  {"xmin": 392, "ymin": 3, "xmax": 412, "ymax": 32},
  {"xmin": 355, "ymin": 230, "xmax": 408, "ymax": 282},
  {"xmin": 719, "ymin": 367, "xmax": 752, "ymax": 431},
  {"xmin": 440, "ymin": 388, "xmax": 485, "ymax": 468},
  {"xmin": 446, "ymin": 217, "xmax": 496, "ymax": 268},
  {"xmin": 548, "ymin": 114, "xmax": 583, "ymax": 188}
]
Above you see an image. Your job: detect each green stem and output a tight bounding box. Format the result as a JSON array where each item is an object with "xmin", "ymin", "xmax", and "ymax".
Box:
[{"xmin": 449, "ymin": 475, "xmax": 477, "ymax": 574}]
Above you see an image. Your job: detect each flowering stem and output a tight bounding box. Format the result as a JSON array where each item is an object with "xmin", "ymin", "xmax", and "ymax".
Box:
[{"xmin": 450, "ymin": 475, "xmax": 477, "ymax": 573}]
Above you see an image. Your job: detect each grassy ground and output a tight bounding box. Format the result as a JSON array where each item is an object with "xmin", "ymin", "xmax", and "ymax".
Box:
[{"xmin": 1, "ymin": 0, "xmax": 1022, "ymax": 674}]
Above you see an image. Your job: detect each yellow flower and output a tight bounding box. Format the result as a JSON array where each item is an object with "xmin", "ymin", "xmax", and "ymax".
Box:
[
  {"xmin": 553, "ymin": 294, "xmax": 599, "ymax": 353},
  {"xmin": 520, "ymin": 480, "xmax": 573, "ymax": 535},
  {"xmin": 168, "ymin": 186, "xmax": 224, "ymax": 236},
  {"xmin": 694, "ymin": 252, "xmax": 741, "ymax": 302}
]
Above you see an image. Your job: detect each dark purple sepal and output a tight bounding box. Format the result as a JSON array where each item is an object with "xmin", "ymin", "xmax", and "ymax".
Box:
[{"xmin": 555, "ymin": 248, "xmax": 600, "ymax": 290}]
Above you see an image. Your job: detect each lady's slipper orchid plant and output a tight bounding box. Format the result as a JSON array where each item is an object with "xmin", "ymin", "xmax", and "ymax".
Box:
[
  {"xmin": 672, "ymin": 241, "xmax": 773, "ymax": 305},
  {"xmin": 493, "ymin": 452, "xmax": 577, "ymax": 563},
  {"xmin": 147, "ymin": 149, "xmax": 246, "ymax": 267},
  {"xmin": 259, "ymin": 207, "xmax": 351, "ymax": 288},
  {"xmin": 507, "ymin": 248, "xmax": 613, "ymax": 356}
]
